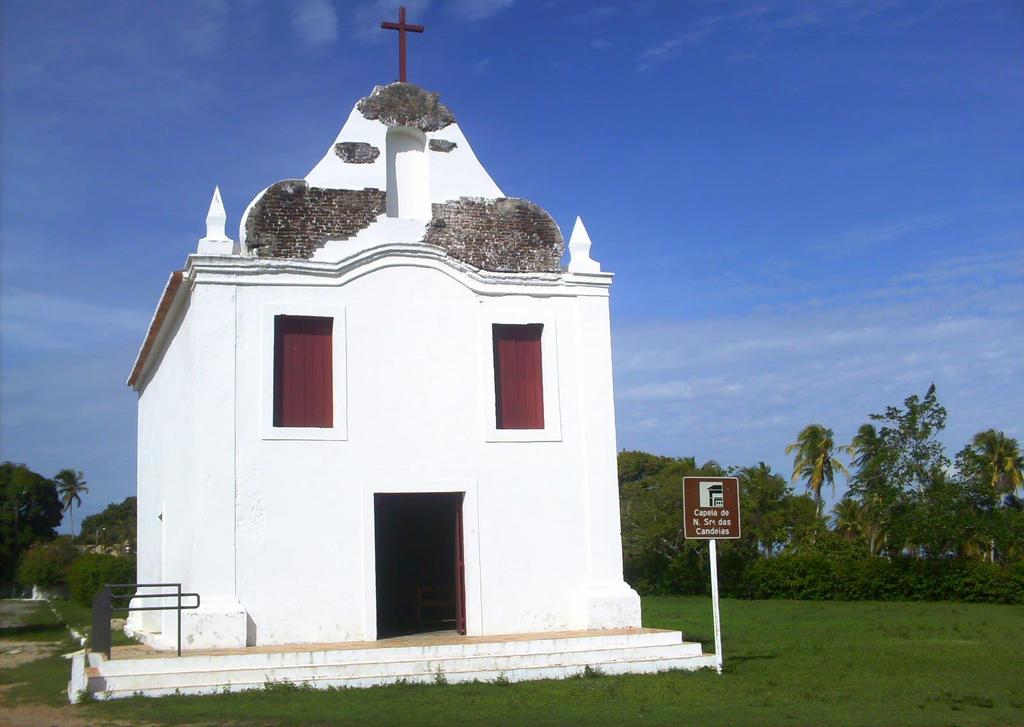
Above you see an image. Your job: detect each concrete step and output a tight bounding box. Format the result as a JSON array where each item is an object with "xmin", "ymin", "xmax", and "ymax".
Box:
[
  {"xmin": 95, "ymin": 629, "xmax": 689, "ymax": 676},
  {"xmin": 99, "ymin": 655, "xmax": 717, "ymax": 698},
  {"xmin": 91, "ymin": 642, "xmax": 704, "ymax": 696},
  {"xmin": 81, "ymin": 632, "xmax": 712, "ymax": 699},
  {"xmin": 83, "ymin": 630, "xmax": 712, "ymax": 700},
  {"xmin": 91, "ymin": 652, "xmax": 715, "ymax": 699}
]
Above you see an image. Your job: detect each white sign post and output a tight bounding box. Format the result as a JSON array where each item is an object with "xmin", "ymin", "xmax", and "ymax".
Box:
[
  {"xmin": 682, "ymin": 476, "xmax": 741, "ymax": 674},
  {"xmin": 708, "ymin": 539, "xmax": 723, "ymax": 673}
]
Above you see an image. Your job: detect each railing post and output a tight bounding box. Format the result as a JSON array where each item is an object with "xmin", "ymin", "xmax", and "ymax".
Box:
[
  {"xmin": 94, "ymin": 583, "xmax": 198, "ymax": 660},
  {"xmin": 91, "ymin": 586, "xmax": 112, "ymax": 660},
  {"xmin": 176, "ymin": 583, "xmax": 182, "ymax": 657}
]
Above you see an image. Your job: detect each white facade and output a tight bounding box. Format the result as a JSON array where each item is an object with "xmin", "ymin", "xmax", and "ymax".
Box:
[{"xmin": 127, "ymin": 84, "xmax": 640, "ymax": 650}]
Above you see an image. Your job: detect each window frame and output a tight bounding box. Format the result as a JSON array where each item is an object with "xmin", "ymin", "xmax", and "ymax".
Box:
[
  {"xmin": 273, "ymin": 314, "xmax": 335, "ymax": 429},
  {"xmin": 479, "ymin": 307, "xmax": 562, "ymax": 443},
  {"xmin": 492, "ymin": 323, "xmax": 545, "ymax": 430},
  {"xmin": 261, "ymin": 303, "xmax": 348, "ymax": 441}
]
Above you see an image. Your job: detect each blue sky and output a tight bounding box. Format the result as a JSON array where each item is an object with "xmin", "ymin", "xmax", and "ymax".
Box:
[{"xmin": 2, "ymin": 0, "xmax": 1022, "ymax": 522}]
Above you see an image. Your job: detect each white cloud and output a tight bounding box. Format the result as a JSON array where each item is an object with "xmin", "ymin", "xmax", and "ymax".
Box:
[
  {"xmin": 637, "ymin": 31, "xmax": 709, "ymax": 70},
  {"xmin": 637, "ymin": 0, "xmax": 931, "ymax": 70},
  {"xmin": 181, "ymin": 0, "xmax": 230, "ymax": 55},
  {"xmin": 0, "ymin": 290, "xmax": 148, "ymax": 351},
  {"xmin": 566, "ymin": 6, "xmax": 617, "ymax": 26},
  {"xmin": 447, "ymin": 0, "xmax": 515, "ymax": 22},
  {"xmin": 813, "ymin": 214, "xmax": 951, "ymax": 255},
  {"xmin": 292, "ymin": 0, "xmax": 339, "ymax": 46},
  {"xmin": 350, "ymin": 0, "xmax": 431, "ymax": 40}
]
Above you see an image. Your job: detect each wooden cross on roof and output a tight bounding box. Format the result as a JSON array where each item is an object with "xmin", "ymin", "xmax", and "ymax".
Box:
[{"xmin": 381, "ymin": 6, "xmax": 424, "ymax": 83}]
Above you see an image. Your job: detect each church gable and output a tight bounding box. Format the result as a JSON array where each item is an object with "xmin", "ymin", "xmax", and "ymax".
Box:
[{"xmin": 236, "ymin": 82, "xmax": 562, "ymax": 272}]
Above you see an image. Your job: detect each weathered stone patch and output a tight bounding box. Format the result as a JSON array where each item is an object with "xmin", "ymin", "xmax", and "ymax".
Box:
[
  {"xmin": 429, "ymin": 139, "xmax": 457, "ymax": 153},
  {"xmin": 334, "ymin": 142, "xmax": 380, "ymax": 164},
  {"xmin": 357, "ymin": 83, "xmax": 455, "ymax": 132},
  {"xmin": 422, "ymin": 197, "xmax": 563, "ymax": 273},
  {"xmin": 245, "ymin": 180, "xmax": 386, "ymax": 259}
]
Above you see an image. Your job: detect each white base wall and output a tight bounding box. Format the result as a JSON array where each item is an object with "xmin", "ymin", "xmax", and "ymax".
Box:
[
  {"xmin": 181, "ymin": 600, "xmax": 248, "ymax": 650},
  {"xmin": 585, "ymin": 584, "xmax": 642, "ymax": 629},
  {"xmin": 73, "ymin": 630, "xmax": 713, "ymax": 701}
]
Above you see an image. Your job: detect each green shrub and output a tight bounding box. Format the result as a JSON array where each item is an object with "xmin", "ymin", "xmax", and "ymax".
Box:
[
  {"xmin": 739, "ymin": 555, "xmax": 1024, "ymax": 604},
  {"xmin": 15, "ymin": 537, "xmax": 78, "ymax": 589},
  {"xmin": 67, "ymin": 553, "xmax": 136, "ymax": 607}
]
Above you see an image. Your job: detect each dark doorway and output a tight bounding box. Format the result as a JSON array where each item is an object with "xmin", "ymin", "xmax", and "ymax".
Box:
[{"xmin": 374, "ymin": 493, "xmax": 466, "ymax": 638}]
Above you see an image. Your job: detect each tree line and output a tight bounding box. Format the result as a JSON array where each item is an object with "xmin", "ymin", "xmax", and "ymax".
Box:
[
  {"xmin": 0, "ymin": 462, "xmax": 135, "ymax": 595},
  {"xmin": 619, "ymin": 385, "xmax": 1023, "ymax": 602}
]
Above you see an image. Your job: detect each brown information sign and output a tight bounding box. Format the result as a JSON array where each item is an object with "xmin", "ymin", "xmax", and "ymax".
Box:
[{"xmin": 683, "ymin": 476, "xmax": 741, "ymax": 540}]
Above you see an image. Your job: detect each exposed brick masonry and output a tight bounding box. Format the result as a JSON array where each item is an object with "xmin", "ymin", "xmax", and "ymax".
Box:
[
  {"xmin": 357, "ymin": 83, "xmax": 455, "ymax": 132},
  {"xmin": 333, "ymin": 142, "xmax": 380, "ymax": 164},
  {"xmin": 422, "ymin": 197, "xmax": 564, "ymax": 273},
  {"xmin": 245, "ymin": 180, "xmax": 386, "ymax": 259},
  {"xmin": 429, "ymin": 139, "xmax": 457, "ymax": 153}
]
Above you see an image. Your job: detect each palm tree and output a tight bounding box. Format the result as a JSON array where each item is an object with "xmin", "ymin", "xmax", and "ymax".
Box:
[
  {"xmin": 832, "ymin": 497, "xmax": 866, "ymax": 543},
  {"xmin": 966, "ymin": 430, "xmax": 1023, "ymax": 562},
  {"xmin": 969, "ymin": 429, "xmax": 1024, "ymax": 503},
  {"xmin": 786, "ymin": 424, "xmax": 849, "ymax": 517},
  {"xmin": 840, "ymin": 423, "xmax": 881, "ymax": 470},
  {"xmin": 54, "ymin": 469, "xmax": 89, "ymax": 538},
  {"xmin": 840, "ymin": 423, "xmax": 889, "ymax": 554}
]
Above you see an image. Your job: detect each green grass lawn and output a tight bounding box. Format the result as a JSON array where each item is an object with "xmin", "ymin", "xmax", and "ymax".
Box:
[{"xmin": 2, "ymin": 597, "xmax": 1023, "ymax": 726}]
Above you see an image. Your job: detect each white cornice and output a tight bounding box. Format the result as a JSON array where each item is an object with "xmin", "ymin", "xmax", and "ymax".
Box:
[{"xmin": 186, "ymin": 243, "xmax": 614, "ymax": 297}]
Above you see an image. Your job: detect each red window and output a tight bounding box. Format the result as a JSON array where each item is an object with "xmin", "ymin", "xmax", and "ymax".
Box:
[
  {"xmin": 492, "ymin": 324, "xmax": 544, "ymax": 429},
  {"xmin": 273, "ymin": 315, "xmax": 333, "ymax": 428}
]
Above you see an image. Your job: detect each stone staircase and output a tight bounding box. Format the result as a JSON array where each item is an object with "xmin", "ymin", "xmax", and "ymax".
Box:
[{"xmin": 70, "ymin": 628, "xmax": 714, "ymax": 700}]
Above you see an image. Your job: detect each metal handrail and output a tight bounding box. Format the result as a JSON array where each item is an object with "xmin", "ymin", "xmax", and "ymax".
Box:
[{"xmin": 91, "ymin": 582, "xmax": 200, "ymax": 659}]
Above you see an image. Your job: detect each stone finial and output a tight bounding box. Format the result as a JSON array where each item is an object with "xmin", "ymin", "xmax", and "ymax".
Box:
[
  {"xmin": 197, "ymin": 186, "xmax": 238, "ymax": 255},
  {"xmin": 567, "ymin": 216, "xmax": 600, "ymax": 273},
  {"xmin": 206, "ymin": 186, "xmax": 227, "ymax": 239}
]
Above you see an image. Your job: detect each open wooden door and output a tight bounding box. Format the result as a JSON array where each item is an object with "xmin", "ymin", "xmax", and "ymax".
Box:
[{"xmin": 454, "ymin": 494, "xmax": 467, "ymax": 635}]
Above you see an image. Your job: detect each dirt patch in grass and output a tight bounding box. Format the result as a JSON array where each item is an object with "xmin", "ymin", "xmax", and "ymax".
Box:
[
  {"xmin": 0, "ymin": 640, "xmax": 62, "ymax": 669},
  {"xmin": 0, "ymin": 692, "xmax": 137, "ymax": 727},
  {"xmin": 0, "ymin": 601, "xmax": 46, "ymax": 628}
]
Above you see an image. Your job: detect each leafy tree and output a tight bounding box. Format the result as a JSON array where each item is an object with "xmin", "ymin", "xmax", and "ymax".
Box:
[
  {"xmin": 844, "ymin": 385, "xmax": 951, "ymax": 556},
  {"xmin": 16, "ymin": 536, "xmax": 78, "ymax": 589},
  {"xmin": 54, "ymin": 469, "xmax": 89, "ymax": 537},
  {"xmin": 67, "ymin": 553, "xmax": 135, "ymax": 607},
  {"xmin": 736, "ymin": 462, "xmax": 789, "ymax": 556},
  {"xmin": 991, "ymin": 501, "xmax": 1024, "ymax": 562},
  {"xmin": 869, "ymin": 384, "xmax": 949, "ymax": 494},
  {"xmin": 905, "ymin": 470, "xmax": 980, "ymax": 559},
  {"xmin": 618, "ymin": 452, "xmax": 722, "ymax": 594},
  {"xmin": 738, "ymin": 462, "xmax": 819, "ymax": 556},
  {"xmin": 0, "ymin": 462, "xmax": 63, "ymax": 584},
  {"xmin": 79, "ymin": 496, "xmax": 137, "ymax": 552},
  {"xmin": 785, "ymin": 424, "xmax": 849, "ymax": 516},
  {"xmin": 784, "ymin": 491, "xmax": 825, "ymax": 549}
]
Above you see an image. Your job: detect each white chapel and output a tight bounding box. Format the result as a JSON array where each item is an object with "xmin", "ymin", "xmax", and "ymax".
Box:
[{"xmin": 125, "ymin": 79, "xmax": 653, "ymax": 657}]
